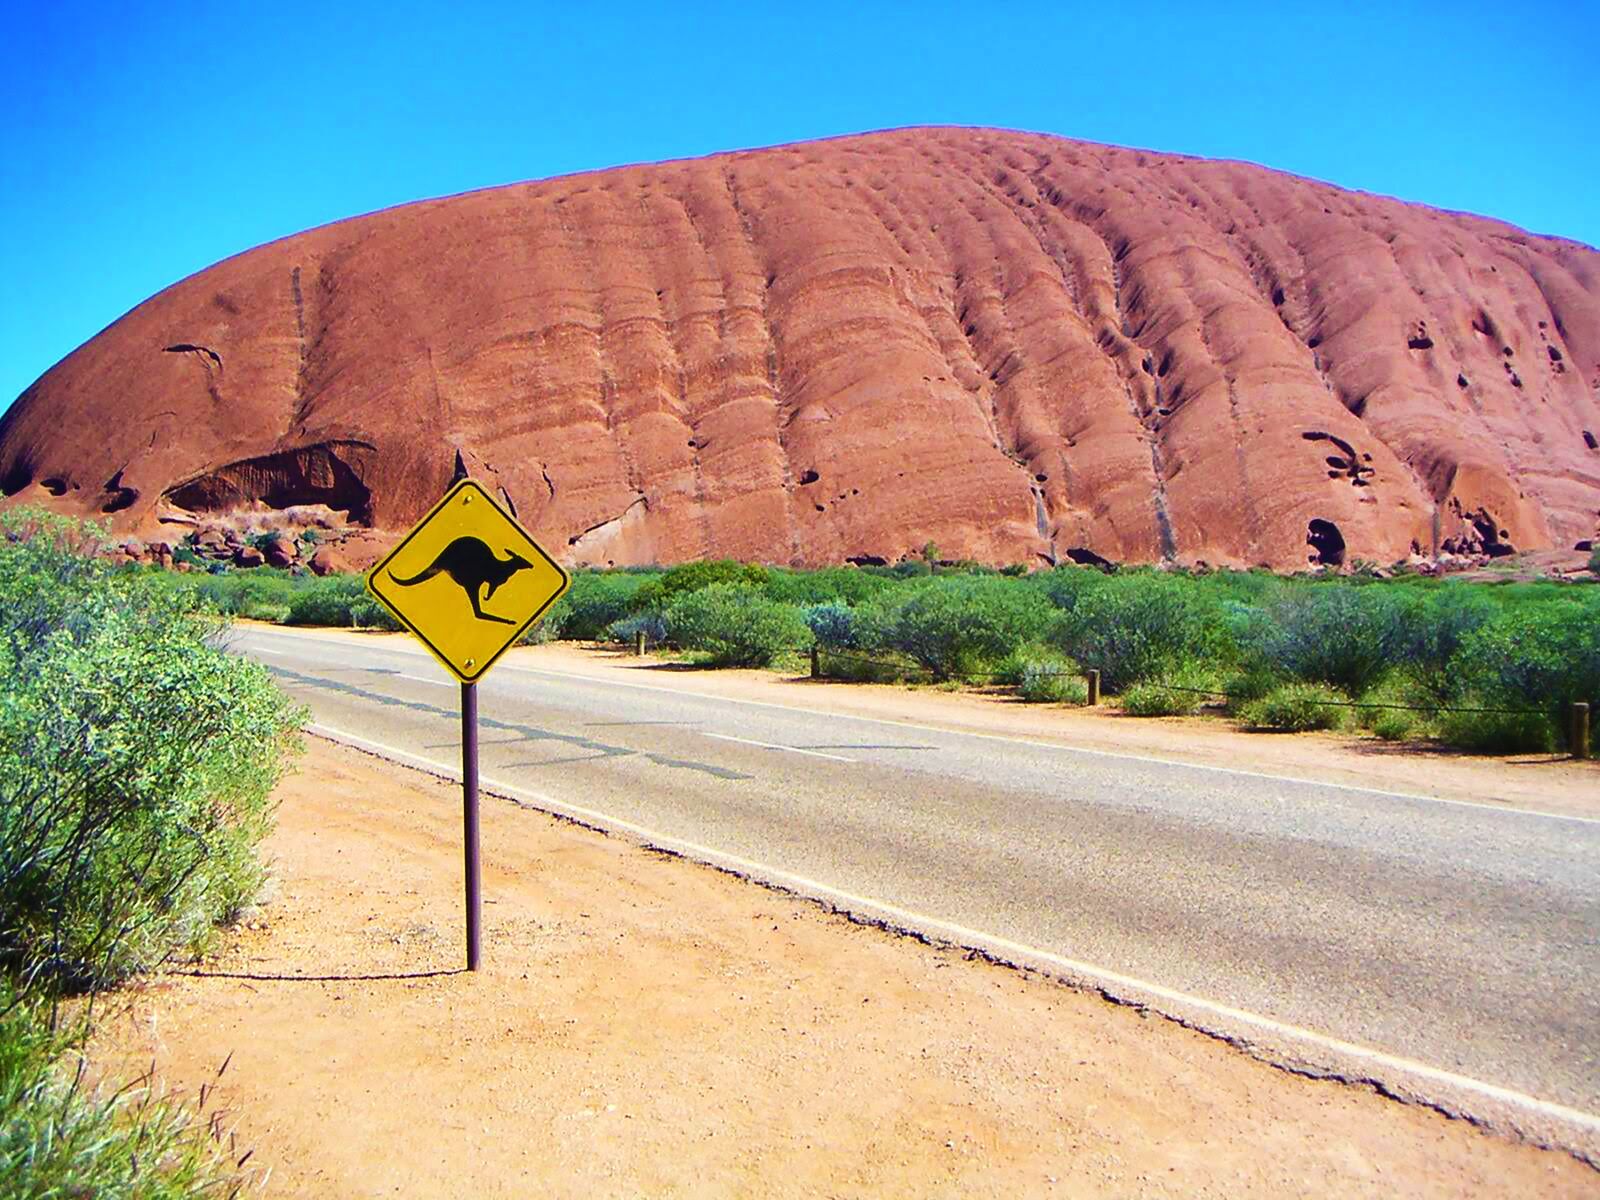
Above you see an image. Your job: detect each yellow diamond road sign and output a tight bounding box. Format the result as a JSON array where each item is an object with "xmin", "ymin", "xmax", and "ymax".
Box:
[{"xmin": 366, "ymin": 479, "xmax": 569, "ymax": 684}]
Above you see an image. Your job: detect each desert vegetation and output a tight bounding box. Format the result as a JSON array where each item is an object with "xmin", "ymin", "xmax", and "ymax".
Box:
[
  {"xmin": 134, "ymin": 551, "xmax": 1598, "ymax": 757},
  {"xmin": 1, "ymin": 508, "xmax": 302, "ymax": 1194}
]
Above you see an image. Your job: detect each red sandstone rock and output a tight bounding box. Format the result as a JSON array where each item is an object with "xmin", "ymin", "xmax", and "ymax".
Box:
[
  {"xmin": 308, "ymin": 545, "xmax": 350, "ymax": 576},
  {"xmin": 264, "ymin": 536, "xmax": 297, "ymax": 568},
  {"xmin": 3, "ymin": 129, "xmax": 1597, "ymax": 569},
  {"xmin": 233, "ymin": 545, "xmax": 264, "ymax": 568}
]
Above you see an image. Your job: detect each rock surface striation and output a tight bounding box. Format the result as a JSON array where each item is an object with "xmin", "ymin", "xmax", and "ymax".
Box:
[{"xmin": 4, "ymin": 127, "xmax": 1598, "ymax": 569}]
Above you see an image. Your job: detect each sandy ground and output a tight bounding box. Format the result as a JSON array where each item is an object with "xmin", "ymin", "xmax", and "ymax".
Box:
[{"xmin": 91, "ymin": 737, "xmax": 1597, "ymax": 1197}]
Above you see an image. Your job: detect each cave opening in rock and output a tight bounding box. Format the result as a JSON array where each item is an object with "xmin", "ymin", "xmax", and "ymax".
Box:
[
  {"xmin": 163, "ymin": 443, "xmax": 374, "ymax": 525},
  {"xmin": 100, "ymin": 470, "xmax": 138, "ymax": 513},
  {"xmin": 1064, "ymin": 547, "xmax": 1116, "ymax": 571},
  {"xmin": 1306, "ymin": 518, "xmax": 1345, "ymax": 566},
  {"xmin": 0, "ymin": 459, "xmax": 34, "ymax": 496}
]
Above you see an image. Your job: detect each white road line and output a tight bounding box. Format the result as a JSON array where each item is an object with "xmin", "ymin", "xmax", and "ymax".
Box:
[
  {"xmin": 398, "ymin": 673, "xmax": 452, "ymax": 688},
  {"xmin": 307, "ymin": 720, "xmax": 1600, "ymax": 1138},
  {"xmin": 241, "ymin": 627, "xmax": 1600, "ymax": 827},
  {"xmin": 701, "ymin": 731, "xmax": 855, "ymax": 762}
]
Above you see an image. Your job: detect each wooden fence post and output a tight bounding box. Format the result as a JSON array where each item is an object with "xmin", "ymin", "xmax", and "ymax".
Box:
[
  {"xmin": 635, "ymin": 628, "xmax": 645, "ymax": 656},
  {"xmin": 810, "ymin": 645, "xmax": 821, "ymax": 679},
  {"xmin": 1573, "ymin": 702, "xmax": 1591, "ymax": 761},
  {"xmin": 1086, "ymin": 669, "xmax": 1101, "ymax": 707}
]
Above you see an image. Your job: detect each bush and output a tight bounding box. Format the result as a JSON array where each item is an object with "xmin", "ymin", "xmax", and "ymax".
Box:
[
  {"xmin": 605, "ymin": 612, "xmax": 668, "ymax": 647},
  {"xmin": 763, "ymin": 567, "xmax": 894, "ymax": 608},
  {"xmin": 0, "ymin": 510, "xmax": 303, "ymax": 986},
  {"xmin": 1052, "ymin": 573, "xmax": 1223, "ymax": 692},
  {"xmin": 1435, "ymin": 707, "xmax": 1557, "ymax": 754},
  {"xmin": 804, "ymin": 601, "xmax": 858, "ymax": 649},
  {"xmin": 1243, "ymin": 585, "xmax": 1409, "ymax": 695},
  {"xmin": 1391, "ymin": 587, "xmax": 1497, "ymax": 702},
  {"xmin": 1590, "ymin": 546, "xmax": 1600, "ymax": 576},
  {"xmin": 558, "ymin": 572, "xmax": 652, "ymax": 640},
  {"xmin": 1240, "ymin": 683, "xmax": 1350, "ymax": 732},
  {"xmin": 1120, "ymin": 681, "xmax": 1205, "ymax": 717},
  {"xmin": 665, "ymin": 584, "xmax": 810, "ymax": 667},
  {"xmin": 190, "ymin": 570, "xmax": 301, "ymax": 622},
  {"xmin": 1018, "ymin": 662, "xmax": 1087, "ymax": 704},
  {"xmin": 1033, "ymin": 565, "xmax": 1108, "ymax": 612},
  {"xmin": 1221, "ymin": 666, "xmax": 1281, "ymax": 715},
  {"xmin": 0, "ymin": 990, "xmax": 244, "ymax": 1196},
  {"xmin": 630, "ymin": 560, "xmax": 766, "ymax": 613},
  {"xmin": 1370, "ymin": 709, "xmax": 1419, "ymax": 741},
  {"xmin": 818, "ymin": 648, "xmax": 916, "ymax": 683},
  {"xmin": 991, "ymin": 646, "xmax": 1071, "ymax": 687},
  {"xmin": 349, "ymin": 594, "xmax": 404, "ymax": 631},
  {"xmin": 1450, "ymin": 598, "xmax": 1600, "ymax": 737},
  {"xmin": 284, "ymin": 575, "xmax": 368, "ymax": 627},
  {"xmin": 872, "ymin": 576, "xmax": 1052, "ymax": 679}
]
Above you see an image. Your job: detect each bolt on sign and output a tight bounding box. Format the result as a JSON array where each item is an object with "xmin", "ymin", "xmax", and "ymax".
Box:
[
  {"xmin": 365, "ymin": 477, "xmax": 569, "ymax": 970},
  {"xmin": 366, "ymin": 479, "xmax": 569, "ymax": 684}
]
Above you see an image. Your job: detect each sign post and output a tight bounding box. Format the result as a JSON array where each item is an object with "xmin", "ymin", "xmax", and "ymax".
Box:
[
  {"xmin": 462, "ymin": 679, "xmax": 481, "ymax": 970},
  {"xmin": 365, "ymin": 478, "xmax": 570, "ymax": 970}
]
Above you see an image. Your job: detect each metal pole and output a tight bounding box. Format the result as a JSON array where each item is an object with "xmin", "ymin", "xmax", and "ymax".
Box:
[{"xmin": 462, "ymin": 680, "xmax": 481, "ymax": 971}]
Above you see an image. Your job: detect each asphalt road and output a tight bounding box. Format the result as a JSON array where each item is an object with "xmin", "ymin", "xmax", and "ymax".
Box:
[{"xmin": 231, "ymin": 624, "xmax": 1600, "ymax": 1148}]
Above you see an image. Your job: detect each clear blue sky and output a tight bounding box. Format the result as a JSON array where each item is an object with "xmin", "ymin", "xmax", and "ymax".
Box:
[{"xmin": 3, "ymin": 0, "xmax": 1595, "ymax": 411}]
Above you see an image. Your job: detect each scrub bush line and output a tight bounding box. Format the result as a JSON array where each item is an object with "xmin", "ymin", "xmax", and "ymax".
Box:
[{"xmin": 133, "ymin": 556, "xmax": 1596, "ymax": 755}]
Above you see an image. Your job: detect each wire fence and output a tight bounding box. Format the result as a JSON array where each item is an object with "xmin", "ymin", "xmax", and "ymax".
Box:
[
  {"xmin": 609, "ymin": 635, "xmax": 1589, "ymax": 753},
  {"xmin": 806, "ymin": 645, "xmax": 1554, "ymax": 716}
]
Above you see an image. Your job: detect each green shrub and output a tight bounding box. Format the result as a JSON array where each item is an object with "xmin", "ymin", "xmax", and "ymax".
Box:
[
  {"xmin": 0, "ymin": 990, "xmax": 244, "ymax": 1197},
  {"xmin": 349, "ymin": 594, "xmax": 404, "ymax": 631},
  {"xmin": 1370, "ymin": 709, "xmax": 1419, "ymax": 741},
  {"xmin": 557, "ymin": 571, "xmax": 652, "ymax": 640},
  {"xmin": 818, "ymin": 648, "xmax": 916, "ymax": 683},
  {"xmin": 191, "ymin": 570, "xmax": 302, "ymax": 622},
  {"xmin": 1221, "ymin": 666, "xmax": 1281, "ymax": 715},
  {"xmin": 1243, "ymin": 585, "xmax": 1408, "ymax": 695},
  {"xmin": 284, "ymin": 575, "xmax": 368, "ymax": 627},
  {"xmin": 1052, "ymin": 573, "xmax": 1224, "ymax": 692},
  {"xmin": 1435, "ymin": 707, "xmax": 1556, "ymax": 754},
  {"xmin": 991, "ymin": 646, "xmax": 1072, "ymax": 687},
  {"xmin": 803, "ymin": 601, "xmax": 858, "ymax": 648},
  {"xmin": 1392, "ymin": 587, "xmax": 1497, "ymax": 702},
  {"xmin": 1590, "ymin": 546, "xmax": 1600, "ymax": 576},
  {"xmin": 0, "ymin": 511, "xmax": 303, "ymax": 986},
  {"xmin": 1033, "ymin": 565, "xmax": 1108, "ymax": 612},
  {"xmin": 872, "ymin": 576, "xmax": 1052, "ymax": 679},
  {"xmin": 665, "ymin": 584, "xmax": 810, "ymax": 667},
  {"xmin": 606, "ymin": 612, "xmax": 668, "ymax": 646},
  {"xmin": 630, "ymin": 560, "xmax": 766, "ymax": 613},
  {"xmin": 1449, "ymin": 598, "xmax": 1600, "ymax": 741},
  {"xmin": 1120, "ymin": 681, "xmax": 1205, "ymax": 717},
  {"xmin": 763, "ymin": 567, "xmax": 893, "ymax": 607},
  {"xmin": 1240, "ymin": 683, "xmax": 1350, "ymax": 732},
  {"xmin": 1018, "ymin": 662, "xmax": 1087, "ymax": 704}
]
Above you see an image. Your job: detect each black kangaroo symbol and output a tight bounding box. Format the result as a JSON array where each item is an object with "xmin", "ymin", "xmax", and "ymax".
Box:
[{"xmin": 389, "ymin": 537, "xmax": 533, "ymax": 624}]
